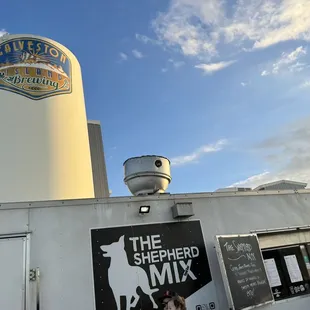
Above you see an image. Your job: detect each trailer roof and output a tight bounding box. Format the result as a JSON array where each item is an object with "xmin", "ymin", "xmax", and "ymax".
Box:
[{"xmin": 0, "ymin": 188, "xmax": 310, "ymax": 210}]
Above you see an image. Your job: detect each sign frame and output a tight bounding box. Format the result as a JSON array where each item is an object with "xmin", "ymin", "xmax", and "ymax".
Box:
[
  {"xmin": 89, "ymin": 219, "xmax": 217, "ymax": 310},
  {"xmin": 215, "ymin": 233, "xmax": 274, "ymax": 310}
]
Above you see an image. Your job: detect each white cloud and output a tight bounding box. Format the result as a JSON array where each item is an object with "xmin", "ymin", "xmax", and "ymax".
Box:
[
  {"xmin": 171, "ymin": 139, "xmax": 227, "ymax": 166},
  {"xmin": 231, "ymin": 117, "xmax": 310, "ymax": 188},
  {"xmin": 300, "ymin": 80, "xmax": 310, "ymax": 89},
  {"xmin": 168, "ymin": 58, "xmax": 185, "ymax": 68},
  {"xmin": 241, "ymin": 81, "xmax": 251, "ymax": 87},
  {"xmin": 152, "ymin": 0, "xmax": 220, "ymax": 58},
  {"xmin": 132, "ymin": 49, "xmax": 144, "ymax": 59},
  {"xmin": 119, "ymin": 52, "xmax": 128, "ymax": 61},
  {"xmin": 261, "ymin": 46, "xmax": 307, "ymax": 76},
  {"xmin": 136, "ymin": 33, "xmax": 162, "ymax": 46},
  {"xmin": 151, "ymin": 0, "xmax": 310, "ymax": 60},
  {"xmin": 0, "ymin": 29, "xmax": 7, "ymax": 38},
  {"xmin": 161, "ymin": 68, "xmax": 168, "ymax": 73},
  {"xmin": 231, "ymin": 172, "xmax": 271, "ymax": 188},
  {"xmin": 195, "ymin": 60, "xmax": 236, "ymax": 74}
]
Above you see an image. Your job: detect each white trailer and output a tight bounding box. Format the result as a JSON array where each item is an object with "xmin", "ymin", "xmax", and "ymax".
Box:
[{"xmin": 2, "ymin": 188, "xmax": 310, "ymax": 310}]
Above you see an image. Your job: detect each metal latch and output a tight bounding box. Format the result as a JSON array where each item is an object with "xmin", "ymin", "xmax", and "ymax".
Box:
[
  {"xmin": 30, "ymin": 268, "xmax": 38, "ymax": 281},
  {"xmin": 30, "ymin": 268, "xmax": 41, "ymax": 310}
]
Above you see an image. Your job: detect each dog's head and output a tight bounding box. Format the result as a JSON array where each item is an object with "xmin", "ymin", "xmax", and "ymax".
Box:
[{"xmin": 100, "ymin": 235, "xmax": 125, "ymax": 258}]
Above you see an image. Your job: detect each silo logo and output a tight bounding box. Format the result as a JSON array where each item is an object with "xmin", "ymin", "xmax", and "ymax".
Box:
[{"xmin": 0, "ymin": 37, "xmax": 72, "ymax": 100}]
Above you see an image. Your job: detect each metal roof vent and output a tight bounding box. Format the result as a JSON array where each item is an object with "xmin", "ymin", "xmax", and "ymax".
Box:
[
  {"xmin": 215, "ymin": 187, "xmax": 252, "ymax": 193},
  {"xmin": 123, "ymin": 155, "xmax": 172, "ymax": 196}
]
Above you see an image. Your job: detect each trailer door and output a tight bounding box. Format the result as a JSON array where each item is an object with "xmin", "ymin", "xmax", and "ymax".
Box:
[{"xmin": 0, "ymin": 237, "xmax": 27, "ymax": 310}]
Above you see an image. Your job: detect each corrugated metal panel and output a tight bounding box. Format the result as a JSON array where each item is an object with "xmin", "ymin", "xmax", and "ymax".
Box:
[{"xmin": 87, "ymin": 121, "xmax": 109, "ymax": 198}]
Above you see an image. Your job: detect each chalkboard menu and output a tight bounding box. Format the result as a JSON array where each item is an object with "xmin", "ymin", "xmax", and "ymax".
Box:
[{"xmin": 216, "ymin": 234, "xmax": 273, "ymax": 310}]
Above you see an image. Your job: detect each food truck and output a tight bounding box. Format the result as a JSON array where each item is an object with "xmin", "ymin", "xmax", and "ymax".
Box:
[{"xmin": 2, "ymin": 155, "xmax": 310, "ymax": 310}]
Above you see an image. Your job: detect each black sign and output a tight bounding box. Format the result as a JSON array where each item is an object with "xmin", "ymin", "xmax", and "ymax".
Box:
[
  {"xmin": 91, "ymin": 220, "xmax": 216, "ymax": 310},
  {"xmin": 216, "ymin": 235, "xmax": 273, "ymax": 310}
]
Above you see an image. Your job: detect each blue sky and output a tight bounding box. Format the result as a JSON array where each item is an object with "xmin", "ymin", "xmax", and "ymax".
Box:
[{"xmin": 2, "ymin": 0, "xmax": 310, "ymax": 196}]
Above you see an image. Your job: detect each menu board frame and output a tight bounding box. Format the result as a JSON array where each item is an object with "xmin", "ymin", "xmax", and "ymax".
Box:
[{"xmin": 215, "ymin": 234, "xmax": 274, "ymax": 310}]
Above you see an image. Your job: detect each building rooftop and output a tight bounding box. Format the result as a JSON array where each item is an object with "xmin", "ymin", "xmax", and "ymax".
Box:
[{"xmin": 253, "ymin": 179, "xmax": 307, "ymax": 191}]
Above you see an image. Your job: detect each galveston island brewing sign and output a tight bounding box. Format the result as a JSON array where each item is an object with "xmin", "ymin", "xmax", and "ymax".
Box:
[
  {"xmin": 0, "ymin": 37, "xmax": 72, "ymax": 100},
  {"xmin": 91, "ymin": 221, "xmax": 217, "ymax": 310}
]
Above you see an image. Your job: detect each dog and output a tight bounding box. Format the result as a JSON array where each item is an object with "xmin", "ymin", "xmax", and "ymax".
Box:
[{"xmin": 100, "ymin": 235, "xmax": 159, "ymax": 310}]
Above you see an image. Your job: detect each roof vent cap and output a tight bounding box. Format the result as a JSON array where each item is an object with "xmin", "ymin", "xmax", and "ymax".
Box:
[{"xmin": 123, "ymin": 155, "xmax": 171, "ymax": 196}]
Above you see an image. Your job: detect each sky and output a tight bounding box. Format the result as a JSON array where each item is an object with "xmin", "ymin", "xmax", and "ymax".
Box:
[{"xmin": 1, "ymin": 0, "xmax": 310, "ymax": 196}]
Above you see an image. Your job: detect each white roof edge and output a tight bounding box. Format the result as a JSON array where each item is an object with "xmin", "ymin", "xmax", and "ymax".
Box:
[
  {"xmin": 1, "ymin": 188, "xmax": 310, "ymax": 210},
  {"xmin": 254, "ymin": 179, "xmax": 307, "ymax": 190},
  {"xmin": 215, "ymin": 187, "xmax": 252, "ymax": 192}
]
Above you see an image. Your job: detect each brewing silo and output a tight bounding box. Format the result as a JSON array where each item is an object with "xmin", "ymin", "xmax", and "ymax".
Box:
[{"xmin": 0, "ymin": 34, "xmax": 94, "ymax": 202}]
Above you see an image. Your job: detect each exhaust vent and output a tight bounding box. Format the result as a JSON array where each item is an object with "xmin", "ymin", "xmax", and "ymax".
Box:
[{"xmin": 123, "ymin": 155, "xmax": 171, "ymax": 196}]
